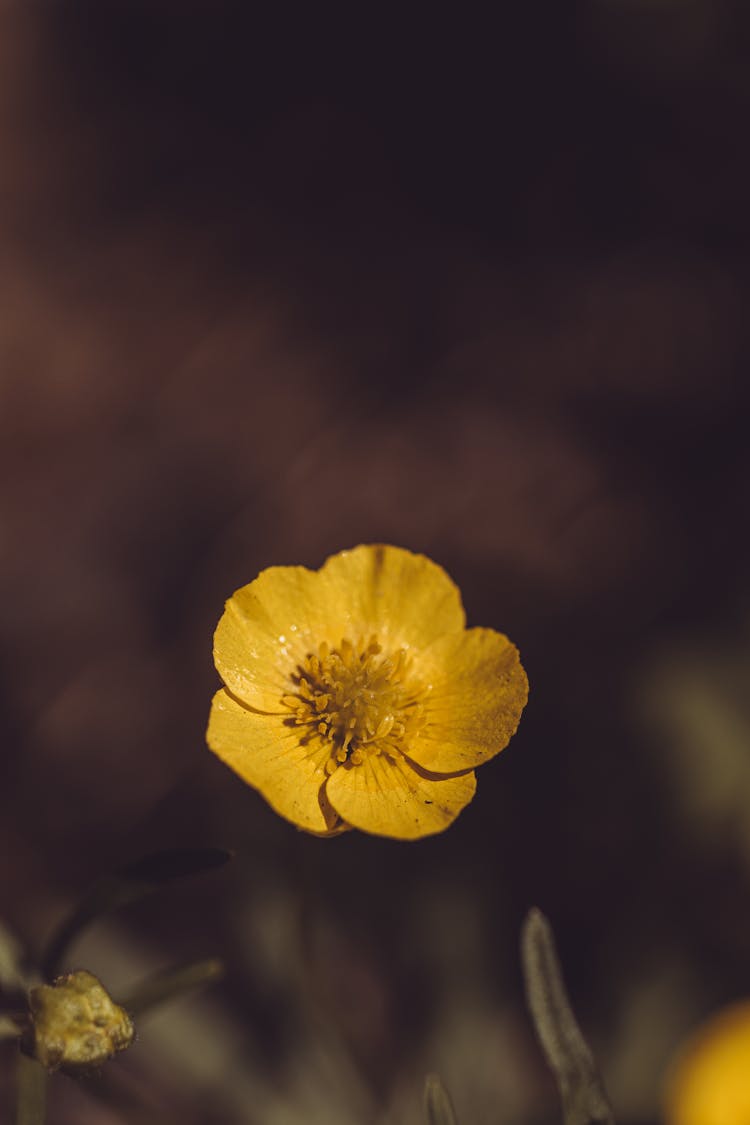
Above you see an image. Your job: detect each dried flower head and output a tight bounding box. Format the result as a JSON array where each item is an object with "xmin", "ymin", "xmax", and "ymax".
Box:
[
  {"xmin": 207, "ymin": 545, "xmax": 528, "ymax": 839},
  {"xmin": 27, "ymin": 970, "xmax": 134, "ymax": 1071}
]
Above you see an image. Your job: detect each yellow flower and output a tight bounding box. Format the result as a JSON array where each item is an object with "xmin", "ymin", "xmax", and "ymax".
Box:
[
  {"xmin": 206, "ymin": 545, "xmax": 528, "ymax": 839},
  {"xmin": 664, "ymin": 1000, "xmax": 750, "ymax": 1125}
]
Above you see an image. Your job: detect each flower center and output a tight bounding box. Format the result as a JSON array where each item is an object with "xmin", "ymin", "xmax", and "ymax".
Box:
[{"xmin": 282, "ymin": 636, "xmax": 427, "ymax": 771}]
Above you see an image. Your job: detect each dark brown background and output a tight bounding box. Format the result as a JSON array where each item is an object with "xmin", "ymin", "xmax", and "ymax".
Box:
[{"xmin": 2, "ymin": 4, "xmax": 750, "ymax": 1122}]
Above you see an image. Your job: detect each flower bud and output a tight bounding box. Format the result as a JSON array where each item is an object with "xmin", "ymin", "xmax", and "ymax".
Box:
[{"xmin": 27, "ymin": 970, "xmax": 134, "ymax": 1071}]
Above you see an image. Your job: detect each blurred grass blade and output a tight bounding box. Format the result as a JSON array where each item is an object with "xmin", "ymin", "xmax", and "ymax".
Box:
[
  {"xmin": 117, "ymin": 958, "xmax": 224, "ymax": 1017},
  {"xmin": 42, "ymin": 848, "xmax": 232, "ymax": 980},
  {"xmin": 0, "ymin": 919, "xmax": 37, "ymax": 992},
  {"xmin": 15, "ymin": 1053, "xmax": 47, "ymax": 1125},
  {"xmin": 521, "ymin": 908, "xmax": 616, "ymax": 1125},
  {"xmin": 0, "ymin": 1015, "xmax": 25, "ymax": 1041},
  {"xmin": 424, "ymin": 1073, "xmax": 458, "ymax": 1125}
]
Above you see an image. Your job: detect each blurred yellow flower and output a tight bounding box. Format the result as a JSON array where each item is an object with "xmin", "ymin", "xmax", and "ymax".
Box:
[
  {"xmin": 206, "ymin": 545, "xmax": 528, "ymax": 839},
  {"xmin": 664, "ymin": 1000, "xmax": 750, "ymax": 1125}
]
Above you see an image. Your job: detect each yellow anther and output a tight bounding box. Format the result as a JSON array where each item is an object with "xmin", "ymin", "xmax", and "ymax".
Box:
[
  {"xmin": 282, "ymin": 634, "xmax": 426, "ymax": 772},
  {"xmin": 376, "ymin": 715, "xmax": 394, "ymax": 738}
]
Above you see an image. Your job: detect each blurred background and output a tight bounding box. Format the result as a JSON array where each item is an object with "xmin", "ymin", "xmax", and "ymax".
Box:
[{"xmin": 1, "ymin": 2, "xmax": 750, "ymax": 1122}]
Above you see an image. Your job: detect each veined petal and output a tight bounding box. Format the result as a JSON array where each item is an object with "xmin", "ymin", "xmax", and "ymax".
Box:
[
  {"xmin": 214, "ymin": 547, "xmax": 466, "ymax": 711},
  {"xmin": 206, "ymin": 689, "xmax": 339, "ymax": 834},
  {"xmin": 407, "ymin": 627, "xmax": 528, "ymax": 774},
  {"xmin": 318, "ymin": 544, "xmax": 466, "ymax": 649},
  {"xmin": 326, "ymin": 752, "xmax": 476, "ymax": 840},
  {"xmin": 213, "ymin": 565, "xmax": 340, "ymax": 711}
]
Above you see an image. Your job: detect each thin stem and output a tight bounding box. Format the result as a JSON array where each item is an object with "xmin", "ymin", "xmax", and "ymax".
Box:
[
  {"xmin": 117, "ymin": 958, "xmax": 224, "ymax": 1017},
  {"xmin": 15, "ymin": 1052, "xmax": 47, "ymax": 1125}
]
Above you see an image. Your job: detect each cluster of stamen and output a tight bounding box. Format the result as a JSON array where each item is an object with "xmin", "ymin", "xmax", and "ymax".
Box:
[{"xmin": 282, "ymin": 636, "xmax": 427, "ymax": 772}]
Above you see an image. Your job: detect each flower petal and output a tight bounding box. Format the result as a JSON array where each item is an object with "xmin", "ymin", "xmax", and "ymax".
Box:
[
  {"xmin": 206, "ymin": 689, "xmax": 340, "ymax": 834},
  {"xmin": 213, "ymin": 565, "xmax": 338, "ymax": 711},
  {"xmin": 214, "ymin": 546, "xmax": 466, "ymax": 711},
  {"xmin": 318, "ymin": 544, "xmax": 466, "ymax": 648},
  {"xmin": 407, "ymin": 627, "xmax": 528, "ymax": 773},
  {"xmin": 325, "ymin": 753, "xmax": 476, "ymax": 840}
]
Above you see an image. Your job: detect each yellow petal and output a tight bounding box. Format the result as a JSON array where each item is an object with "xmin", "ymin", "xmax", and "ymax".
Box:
[
  {"xmin": 213, "ymin": 565, "xmax": 336, "ymax": 711},
  {"xmin": 326, "ymin": 752, "xmax": 476, "ymax": 840},
  {"xmin": 407, "ymin": 627, "xmax": 528, "ymax": 773},
  {"xmin": 318, "ymin": 544, "xmax": 466, "ymax": 648},
  {"xmin": 213, "ymin": 546, "xmax": 465, "ymax": 711},
  {"xmin": 206, "ymin": 689, "xmax": 340, "ymax": 834}
]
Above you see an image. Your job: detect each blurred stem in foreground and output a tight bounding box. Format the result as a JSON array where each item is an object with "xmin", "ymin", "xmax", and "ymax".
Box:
[
  {"xmin": 521, "ymin": 908, "xmax": 616, "ymax": 1125},
  {"xmin": 424, "ymin": 1073, "xmax": 458, "ymax": 1125},
  {"xmin": 15, "ymin": 1054, "xmax": 47, "ymax": 1125},
  {"xmin": 10, "ymin": 847, "xmax": 230, "ymax": 1125},
  {"xmin": 118, "ymin": 958, "xmax": 224, "ymax": 1017},
  {"xmin": 41, "ymin": 848, "xmax": 232, "ymax": 981}
]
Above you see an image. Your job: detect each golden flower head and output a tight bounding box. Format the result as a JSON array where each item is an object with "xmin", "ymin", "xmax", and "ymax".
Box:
[
  {"xmin": 664, "ymin": 999, "xmax": 750, "ymax": 1125},
  {"xmin": 27, "ymin": 970, "xmax": 135, "ymax": 1072},
  {"xmin": 206, "ymin": 545, "xmax": 528, "ymax": 840}
]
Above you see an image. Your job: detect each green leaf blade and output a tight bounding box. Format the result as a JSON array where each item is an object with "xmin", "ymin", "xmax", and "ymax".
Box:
[
  {"xmin": 424, "ymin": 1073, "xmax": 458, "ymax": 1125},
  {"xmin": 521, "ymin": 908, "xmax": 616, "ymax": 1125}
]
